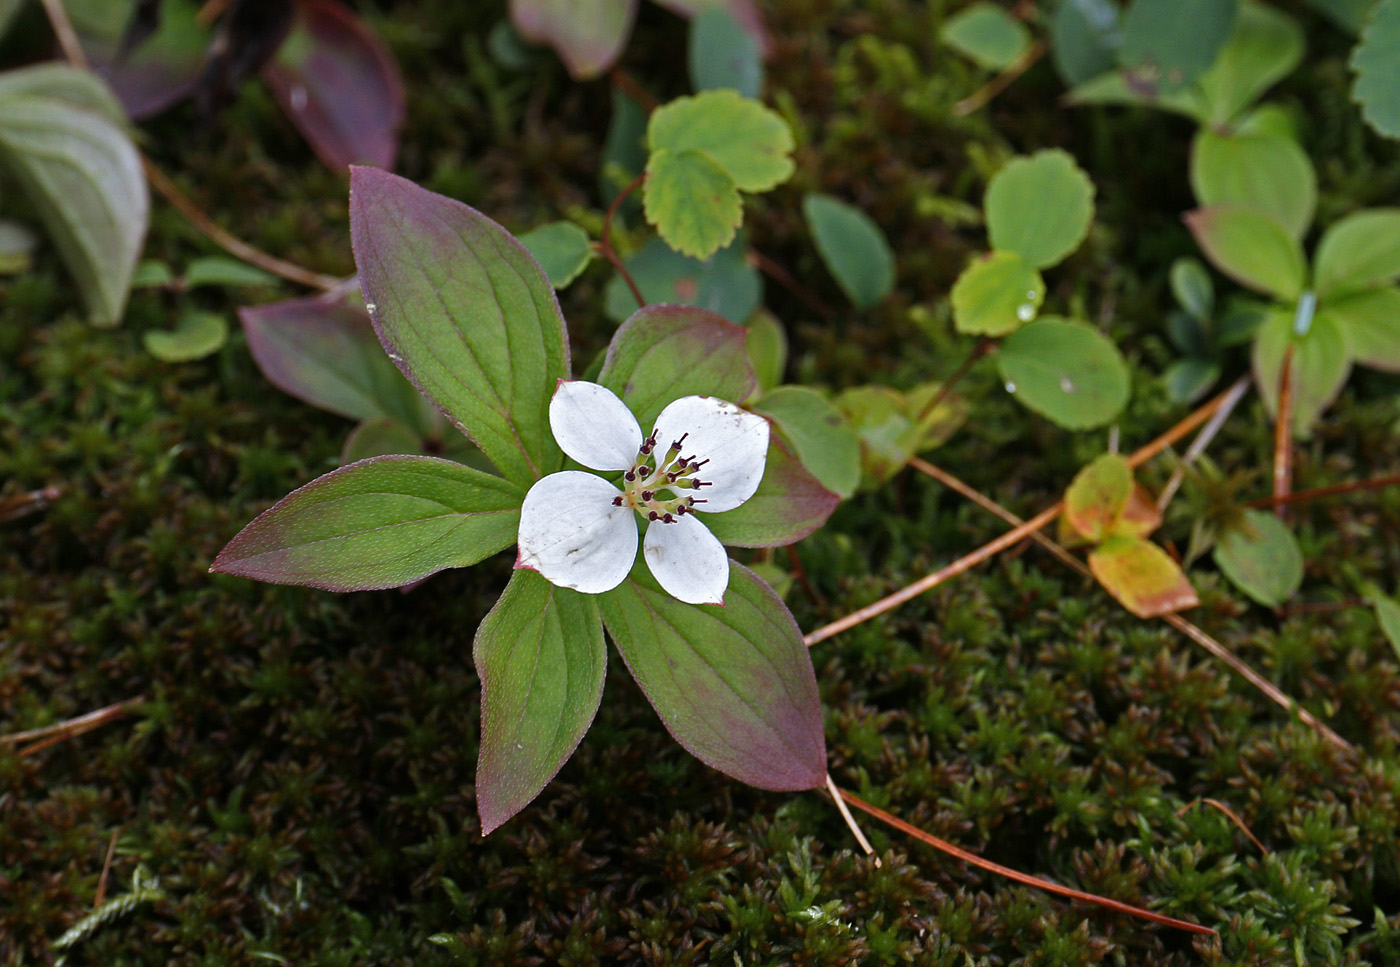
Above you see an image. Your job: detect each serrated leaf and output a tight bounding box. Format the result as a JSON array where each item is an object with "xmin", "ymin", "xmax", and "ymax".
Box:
[
  {"xmin": 1251, "ymin": 307, "xmax": 1351, "ymax": 436},
  {"xmin": 143, "ymin": 310, "xmax": 228, "ymax": 362},
  {"xmin": 985, "ymin": 150, "xmax": 1095, "ymax": 270},
  {"xmin": 647, "ymin": 89, "xmax": 794, "ymax": 192},
  {"xmin": 1352, "ymin": 0, "xmax": 1400, "ymax": 139},
  {"xmin": 1313, "ymin": 209, "xmax": 1400, "ymax": 299},
  {"xmin": 1170, "ymin": 256, "xmax": 1214, "ymax": 321},
  {"xmin": 1184, "ymin": 205, "xmax": 1305, "ymax": 301},
  {"xmin": 349, "ymin": 167, "xmax": 570, "ymax": 488},
  {"xmin": 703, "ymin": 437, "xmax": 839, "ymax": 546},
  {"xmin": 689, "ymin": 7, "xmax": 763, "ymax": 98},
  {"xmin": 262, "ymin": 0, "xmax": 406, "ymax": 171},
  {"xmin": 951, "ymin": 250, "xmax": 1045, "ymax": 337},
  {"xmin": 509, "ymin": 0, "xmax": 638, "ymax": 79},
  {"xmin": 1089, "ymin": 535, "xmax": 1199, "ymax": 618},
  {"xmin": 211, "ymin": 456, "xmax": 523, "ymax": 591},
  {"xmin": 474, "ymin": 569, "xmax": 605, "ymax": 834},
  {"xmin": 1049, "ymin": 0, "xmax": 1121, "ymax": 86},
  {"xmin": 597, "ymin": 304, "xmax": 757, "ymax": 428},
  {"xmin": 1213, "ymin": 508, "xmax": 1302, "ymax": 606},
  {"xmin": 1323, "ymin": 287, "xmax": 1400, "ymax": 372},
  {"xmin": 1120, "ymin": 0, "xmax": 1238, "ymax": 91},
  {"xmin": 518, "ymin": 221, "xmax": 594, "ymax": 289},
  {"xmin": 0, "ymin": 66, "xmax": 149, "ymax": 326},
  {"xmin": 604, "ymin": 237, "xmax": 761, "ymax": 324},
  {"xmin": 643, "ymin": 147, "xmax": 743, "ymax": 260},
  {"xmin": 753, "ymin": 385, "xmax": 861, "ymax": 499},
  {"xmin": 1190, "ymin": 128, "xmax": 1316, "ymax": 240},
  {"xmin": 1194, "ymin": 0, "xmax": 1303, "ymax": 125},
  {"xmin": 802, "ymin": 193, "xmax": 895, "ymax": 309},
  {"xmin": 239, "ymin": 294, "xmax": 432, "ymax": 431},
  {"xmin": 997, "ymin": 317, "xmax": 1130, "ymax": 429},
  {"xmin": 941, "ymin": 2, "xmax": 1032, "ymax": 71},
  {"xmin": 1065, "ymin": 453, "xmax": 1133, "ymax": 543},
  {"xmin": 184, "ymin": 256, "xmax": 279, "ymax": 288},
  {"xmin": 746, "ymin": 310, "xmax": 787, "ymax": 390},
  {"xmin": 598, "ymin": 559, "xmax": 825, "ymax": 792}
]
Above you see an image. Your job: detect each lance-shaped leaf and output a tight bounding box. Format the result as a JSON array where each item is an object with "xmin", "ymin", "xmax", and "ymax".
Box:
[
  {"xmin": 598, "ymin": 304, "xmax": 757, "ymax": 428},
  {"xmin": 0, "ymin": 65, "xmax": 148, "ymax": 326},
  {"xmin": 1214, "ymin": 509, "xmax": 1302, "ymax": 607},
  {"xmin": 211, "ymin": 456, "xmax": 523, "ymax": 590},
  {"xmin": 262, "ymin": 0, "xmax": 405, "ymax": 171},
  {"xmin": 474, "ymin": 569, "xmax": 606, "ymax": 834},
  {"xmin": 510, "ymin": 0, "xmax": 638, "ymax": 79},
  {"xmin": 239, "ymin": 294, "xmax": 432, "ymax": 431},
  {"xmin": 1252, "ymin": 308, "xmax": 1351, "ymax": 436},
  {"xmin": 1312, "ymin": 209, "xmax": 1400, "ymax": 300},
  {"xmin": 803, "ymin": 193, "xmax": 896, "ymax": 310},
  {"xmin": 1089, "ymin": 536, "xmax": 1199, "ymax": 619},
  {"xmin": 349, "ymin": 167, "xmax": 570, "ymax": 487},
  {"xmin": 1184, "ymin": 205, "xmax": 1305, "ymax": 301},
  {"xmin": 703, "ymin": 437, "xmax": 839, "ymax": 547},
  {"xmin": 753, "ymin": 386, "xmax": 860, "ymax": 499},
  {"xmin": 598, "ymin": 559, "xmax": 825, "ymax": 792}
]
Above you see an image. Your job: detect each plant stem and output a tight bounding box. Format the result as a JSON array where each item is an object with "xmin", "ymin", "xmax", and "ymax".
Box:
[
  {"xmin": 598, "ymin": 172, "xmax": 647, "ymax": 310},
  {"xmin": 39, "ymin": 0, "xmax": 89, "ymax": 68},
  {"xmin": 4, "ymin": 698, "xmax": 145, "ymax": 757},
  {"xmin": 952, "ymin": 39, "xmax": 1047, "ymax": 116},
  {"xmin": 913, "ymin": 336, "xmax": 993, "ymax": 427},
  {"xmin": 748, "ymin": 248, "xmax": 835, "ymax": 320},
  {"xmin": 1244, "ymin": 472, "xmax": 1400, "ymax": 510},
  {"xmin": 1274, "ymin": 344, "xmax": 1295, "ymax": 523}
]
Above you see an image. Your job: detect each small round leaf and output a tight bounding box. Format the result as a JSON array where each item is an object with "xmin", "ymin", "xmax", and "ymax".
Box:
[{"xmin": 996, "ymin": 317, "xmax": 1130, "ymax": 429}]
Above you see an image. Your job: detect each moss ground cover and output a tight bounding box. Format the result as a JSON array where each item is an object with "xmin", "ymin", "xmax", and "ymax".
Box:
[{"xmin": 4, "ymin": 1, "xmax": 1400, "ymax": 963}]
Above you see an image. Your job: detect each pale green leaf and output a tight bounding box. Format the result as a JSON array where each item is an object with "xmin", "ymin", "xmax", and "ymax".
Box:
[
  {"xmin": 1189, "ymin": 129, "xmax": 1316, "ymax": 240},
  {"xmin": 1194, "ymin": 0, "xmax": 1304, "ymax": 124},
  {"xmin": 647, "ymin": 89, "xmax": 794, "ymax": 192},
  {"xmin": 1323, "ymin": 287, "xmax": 1400, "ymax": 372},
  {"xmin": 1065, "ymin": 453, "xmax": 1133, "ymax": 543},
  {"xmin": 143, "ymin": 311, "xmax": 228, "ymax": 362},
  {"xmin": 1213, "ymin": 508, "xmax": 1302, "ymax": 606},
  {"xmin": 985, "ymin": 150, "xmax": 1096, "ymax": 269},
  {"xmin": 1184, "ymin": 205, "xmax": 1305, "ymax": 301},
  {"xmin": 951, "ymin": 250, "xmax": 1045, "ymax": 336},
  {"xmin": 753, "ymin": 385, "xmax": 861, "ymax": 499},
  {"xmin": 997, "ymin": 317, "xmax": 1130, "ymax": 429},
  {"xmin": 746, "ymin": 310, "xmax": 787, "ymax": 391},
  {"xmin": 643, "ymin": 147, "xmax": 743, "ymax": 260},
  {"xmin": 518, "ymin": 221, "xmax": 594, "ymax": 289},
  {"xmin": 1251, "ymin": 307, "xmax": 1352, "ymax": 436},
  {"xmin": 1089, "ymin": 535, "xmax": 1199, "ymax": 618},
  {"xmin": 184, "ymin": 256, "xmax": 279, "ymax": 288},
  {"xmin": 1170, "ymin": 256, "xmax": 1214, "ymax": 321},
  {"xmin": 941, "ymin": 2, "xmax": 1032, "ymax": 71},
  {"xmin": 1313, "ymin": 209, "xmax": 1400, "ymax": 299}
]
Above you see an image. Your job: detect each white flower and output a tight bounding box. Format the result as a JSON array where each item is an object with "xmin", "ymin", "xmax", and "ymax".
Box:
[{"xmin": 516, "ymin": 380, "xmax": 769, "ymax": 605}]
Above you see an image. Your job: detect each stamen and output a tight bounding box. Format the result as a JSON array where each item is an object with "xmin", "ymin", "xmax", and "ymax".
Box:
[
  {"xmin": 662, "ymin": 513, "xmax": 674, "ymax": 523},
  {"xmin": 612, "ymin": 496, "xmax": 623, "ymax": 506},
  {"xmin": 641, "ymin": 490, "xmax": 653, "ymax": 501},
  {"xmin": 671, "ymin": 432, "xmax": 689, "ymax": 449},
  {"xmin": 624, "ymin": 469, "xmax": 636, "ymax": 481},
  {"xmin": 648, "ymin": 511, "xmax": 659, "ymax": 521},
  {"xmin": 691, "ymin": 458, "xmax": 710, "ymax": 469},
  {"xmin": 690, "ymin": 497, "xmax": 707, "ymax": 505}
]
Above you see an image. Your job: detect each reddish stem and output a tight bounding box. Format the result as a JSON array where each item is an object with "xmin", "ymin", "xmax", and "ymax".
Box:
[{"xmin": 599, "ymin": 172, "xmax": 647, "ymax": 310}]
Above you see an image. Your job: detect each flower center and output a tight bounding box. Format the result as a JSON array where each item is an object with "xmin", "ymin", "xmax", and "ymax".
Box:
[{"xmin": 609, "ymin": 431, "xmax": 711, "ymax": 524}]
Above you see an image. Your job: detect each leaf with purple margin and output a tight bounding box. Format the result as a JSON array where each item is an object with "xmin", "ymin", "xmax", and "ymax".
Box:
[
  {"xmin": 598, "ymin": 304, "xmax": 758, "ymax": 428},
  {"xmin": 349, "ymin": 167, "xmax": 570, "ymax": 487},
  {"xmin": 703, "ymin": 437, "xmax": 838, "ymax": 547},
  {"xmin": 598, "ymin": 558, "xmax": 825, "ymax": 792},
  {"xmin": 66, "ymin": 0, "xmax": 208, "ymax": 120},
  {"xmin": 210, "ymin": 456, "xmax": 522, "ymax": 591},
  {"xmin": 509, "ymin": 0, "xmax": 638, "ymax": 79},
  {"xmin": 262, "ymin": 0, "xmax": 405, "ymax": 171},
  {"xmin": 474, "ymin": 569, "xmax": 605, "ymax": 834}
]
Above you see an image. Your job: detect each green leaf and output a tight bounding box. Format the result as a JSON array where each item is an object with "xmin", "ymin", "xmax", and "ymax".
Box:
[
  {"xmin": 702, "ymin": 437, "xmax": 839, "ymax": 546},
  {"xmin": 802, "ymin": 193, "xmax": 896, "ymax": 310},
  {"xmin": 835, "ymin": 384, "xmax": 967, "ymax": 489},
  {"xmin": 1184, "ymin": 205, "xmax": 1305, "ymax": 301},
  {"xmin": 950, "ymin": 250, "xmax": 1045, "ymax": 336},
  {"xmin": 349, "ymin": 167, "xmax": 570, "ymax": 488},
  {"xmin": 1189, "ymin": 129, "xmax": 1316, "ymax": 240},
  {"xmin": 1065, "ymin": 453, "xmax": 1133, "ymax": 543},
  {"xmin": 1120, "ymin": 0, "xmax": 1238, "ymax": 91},
  {"xmin": 518, "ymin": 220, "xmax": 594, "ymax": 289},
  {"xmin": 997, "ymin": 317, "xmax": 1131, "ymax": 430},
  {"xmin": 1313, "ymin": 209, "xmax": 1400, "ymax": 299},
  {"xmin": 689, "ymin": 7, "xmax": 763, "ymax": 98},
  {"xmin": 1213, "ymin": 508, "xmax": 1302, "ymax": 607},
  {"xmin": 509, "ymin": 0, "xmax": 637, "ymax": 79},
  {"xmin": 211, "ymin": 456, "xmax": 523, "ymax": 591},
  {"xmin": 1089, "ymin": 535, "xmax": 1199, "ymax": 618},
  {"xmin": 598, "ymin": 559, "xmax": 826, "ymax": 792},
  {"xmin": 132, "ymin": 259, "xmax": 175, "ymax": 288},
  {"xmin": 600, "ymin": 86, "xmax": 648, "ymax": 206},
  {"xmin": 1371, "ymin": 592, "xmax": 1400, "ymax": 662},
  {"xmin": 746, "ymin": 310, "xmax": 787, "ymax": 391},
  {"xmin": 0, "ymin": 65, "xmax": 148, "ymax": 326},
  {"xmin": 0, "ymin": 0, "xmax": 22, "ymax": 41},
  {"xmin": 143, "ymin": 310, "xmax": 228, "ymax": 362},
  {"xmin": 753, "ymin": 386, "xmax": 861, "ymax": 499},
  {"xmin": 1251, "ymin": 307, "xmax": 1352, "ymax": 436},
  {"xmin": 1193, "ymin": 0, "xmax": 1304, "ymax": 125},
  {"xmin": 474, "ymin": 569, "xmax": 605, "ymax": 834},
  {"xmin": 1307, "ymin": 0, "xmax": 1373, "ymax": 33},
  {"xmin": 1049, "ymin": 0, "xmax": 1121, "ymax": 86},
  {"xmin": 1352, "ymin": 0, "xmax": 1400, "ymax": 139},
  {"xmin": 603, "ymin": 237, "xmax": 762, "ymax": 325},
  {"xmin": 598, "ymin": 304, "xmax": 758, "ymax": 428},
  {"xmin": 183, "ymin": 256, "xmax": 279, "ymax": 288},
  {"xmin": 940, "ymin": 2, "xmax": 1032, "ymax": 71},
  {"xmin": 985, "ymin": 150, "xmax": 1096, "ymax": 270},
  {"xmin": 1323, "ymin": 287, "xmax": 1400, "ymax": 372},
  {"xmin": 1170, "ymin": 256, "xmax": 1215, "ymax": 321},
  {"xmin": 647, "ymin": 89, "xmax": 795, "ymax": 192},
  {"xmin": 1063, "ymin": 68, "xmax": 1202, "ymax": 119},
  {"xmin": 341, "ymin": 418, "xmax": 426, "ymax": 464},
  {"xmin": 1164, "ymin": 358, "xmax": 1223, "ymax": 404},
  {"xmin": 643, "ymin": 147, "xmax": 743, "ymax": 260}
]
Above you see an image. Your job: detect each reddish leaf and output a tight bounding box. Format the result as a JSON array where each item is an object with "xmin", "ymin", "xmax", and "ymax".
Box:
[
  {"xmin": 1089, "ymin": 536, "xmax": 1199, "ymax": 619},
  {"xmin": 1065, "ymin": 453, "xmax": 1132, "ymax": 542},
  {"xmin": 1115, "ymin": 484, "xmax": 1163, "ymax": 539},
  {"xmin": 510, "ymin": 0, "xmax": 639, "ymax": 79},
  {"xmin": 262, "ymin": 0, "xmax": 405, "ymax": 171},
  {"xmin": 72, "ymin": 0, "xmax": 210, "ymax": 120},
  {"xmin": 703, "ymin": 437, "xmax": 839, "ymax": 547}
]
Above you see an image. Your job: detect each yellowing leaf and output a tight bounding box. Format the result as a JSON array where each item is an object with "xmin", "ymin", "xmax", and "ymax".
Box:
[
  {"xmin": 1065, "ymin": 453, "xmax": 1133, "ymax": 543},
  {"xmin": 647, "ymin": 89, "xmax": 794, "ymax": 192},
  {"xmin": 643, "ymin": 147, "xmax": 743, "ymax": 260},
  {"xmin": 1089, "ymin": 536, "xmax": 1199, "ymax": 619}
]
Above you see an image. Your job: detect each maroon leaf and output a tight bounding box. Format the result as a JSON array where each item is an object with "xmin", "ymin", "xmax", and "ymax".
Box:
[
  {"xmin": 262, "ymin": 0, "xmax": 405, "ymax": 171},
  {"xmin": 70, "ymin": 0, "xmax": 210, "ymax": 119}
]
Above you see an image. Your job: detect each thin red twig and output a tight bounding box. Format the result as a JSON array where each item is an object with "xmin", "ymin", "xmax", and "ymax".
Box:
[
  {"xmin": 1178, "ymin": 799, "xmax": 1268, "ymax": 854},
  {"xmin": 598, "ymin": 172, "xmax": 647, "ymax": 310},
  {"xmin": 1273, "ymin": 344, "xmax": 1295, "ymax": 523}
]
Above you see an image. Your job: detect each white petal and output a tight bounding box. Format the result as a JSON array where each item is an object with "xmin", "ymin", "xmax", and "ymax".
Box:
[
  {"xmin": 643, "ymin": 513, "xmax": 729, "ymax": 605},
  {"xmin": 517, "ymin": 471, "xmax": 637, "ymax": 594},
  {"xmin": 651, "ymin": 396, "xmax": 769, "ymax": 513},
  {"xmin": 549, "ymin": 381, "xmax": 642, "ymax": 471}
]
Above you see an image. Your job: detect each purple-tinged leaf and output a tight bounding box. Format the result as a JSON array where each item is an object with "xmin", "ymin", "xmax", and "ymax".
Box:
[
  {"xmin": 704, "ymin": 437, "xmax": 838, "ymax": 547},
  {"xmin": 239, "ymin": 293, "xmax": 432, "ymax": 432},
  {"xmin": 262, "ymin": 0, "xmax": 405, "ymax": 171},
  {"xmin": 211, "ymin": 456, "xmax": 523, "ymax": 591},
  {"xmin": 598, "ymin": 304, "xmax": 758, "ymax": 428},
  {"xmin": 349, "ymin": 167, "xmax": 570, "ymax": 488},
  {"xmin": 68, "ymin": 0, "xmax": 209, "ymax": 120},
  {"xmin": 509, "ymin": 0, "xmax": 638, "ymax": 79},
  {"xmin": 474, "ymin": 569, "xmax": 606, "ymax": 834},
  {"xmin": 599, "ymin": 559, "xmax": 825, "ymax": 792}
]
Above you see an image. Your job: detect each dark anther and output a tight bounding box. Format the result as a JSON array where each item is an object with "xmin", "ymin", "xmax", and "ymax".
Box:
[
  {"xmin": 676, "ymin": 505, "xmax": 687, "ymax": 515},
  {"xmin": 624, "ymin": 470, "xmax": 636, "ymax": 481},
  {"xmin": 648, "ymin": 511, "xmax": 659, "ymax": 520},
  {"xmin": 641, "ymin": 490, "xmax": 653, "ymax": 501},
  {"xmin": 612, "ymin": 496, "xmax": 623, "ymax": 506},
  {"xmin": 662, "ymin": 513, "xmax": 674, "ymax": 523},
  {"xmin": 671, "ymin": 432, "xmax": 689, "ymax": 449},
  {"xmin": 692, "ymin": 458, "xmax": 710, "ymax": 469}
]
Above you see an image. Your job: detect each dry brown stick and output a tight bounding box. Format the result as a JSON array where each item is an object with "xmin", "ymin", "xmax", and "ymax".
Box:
[
  {"xmin": 1243, "ymin": 472, "xmax": 1400, "ymax": 510},
  {"xmin": 837, "ymin": 786, "xmax": 1217, "ymax": 936},
  {"xmin": 4, "ymin": 699, "xmax": 143, "ymax": 750},
  {"xmin": 953, "ymin": 39, "xmax": 1047, "ymax": 116},
  {"xmin": 824, "ymin": 773, "xmax": 876, "ymax": 861},
  {"xmin": 94, "ymin": 827, "xmax": 123, "ymax": 907},
  {"xmin": 1273, "ymin": 344, "xmax": 1295, "ymax": 523},
  {"xmin": 911, "ymin": 458, "xmax": 1354, "ymax": 753},
  {"xmin": 803, "ymin": 382, "xmax": 1242, "ymax": 647},
  {"xmin": 1177, "ymin": 799, "xmax": 1268, "ymax": 854},
  {"xmin": 39, "ymin": 0, "xmax": 90, "ymax": 68},
  {"xmin": 1157, "ymin": 376, "xmax": 1251, "ymax": 510}
]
